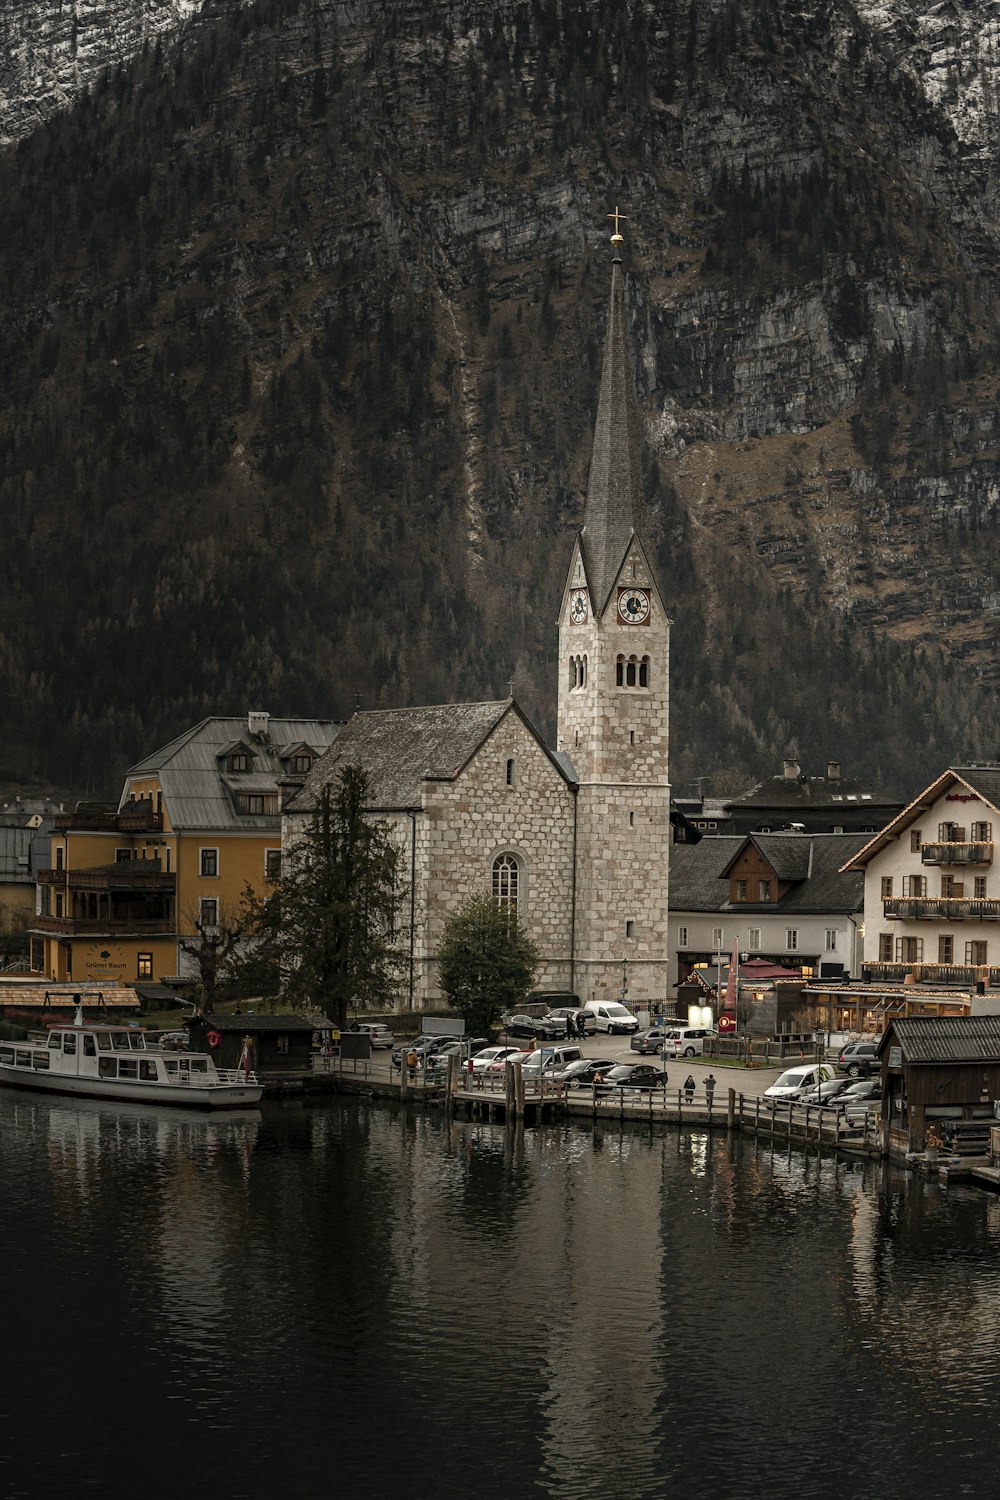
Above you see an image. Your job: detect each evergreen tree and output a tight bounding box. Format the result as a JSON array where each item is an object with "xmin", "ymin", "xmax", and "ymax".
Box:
[
  {"xmin": 437, "ymin": 894, "xmax": 539, "ymax": 1039},
  {"xmin": 237, "ymin": 766, "xmax": 405, "ymax": 1025}
]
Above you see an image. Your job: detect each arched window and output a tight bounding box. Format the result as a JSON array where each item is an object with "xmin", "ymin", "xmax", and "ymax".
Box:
[
  {"xmin": 569, "ymin": 657, "xmax": 577, "ymax": 690},
  {"xmin": 506, "ymin": 758, "xmax": 516, "ymax": 787},
  {"xmin": 493, "ymin": 853, "xmax": 519, "ymax": 913},
  {"xmin": 580, "ymin": 654, "xmax": 587, "ymax": 688},
  {"xmin": 639, "ymin": 656, "xmax": 649, "ymax": 688},
  {"xmin": 626, "ymin": 656, "xmax": 637, "ymax": 687},
  {"xmin": 616, "ymin": 655, "xmax": 624, "ymax": 686}
]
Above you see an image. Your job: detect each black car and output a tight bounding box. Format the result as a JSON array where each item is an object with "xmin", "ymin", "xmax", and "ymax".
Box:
[
  {"xmin": 594, "ymin": 1063, "xmax": 664, "ymax": 1092},
  {"xmin": 630, "ymin": 1028, "xmax": 664, "ymax": 1055},
  {"xmin": 554, "ymin": 1058, "xmax": 618, "ymax": 1089},
  {"xmin": 532, "ymin": 1015, "xmax": 567, "ymax": 1040},
  {"xmin": 504, "ymin": 1014, "xmax": 542, "ymax": 1038}
]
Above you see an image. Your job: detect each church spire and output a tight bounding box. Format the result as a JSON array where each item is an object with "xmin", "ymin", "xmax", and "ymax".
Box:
[{"xmin": 580, "ymin": 210, "xmax": 645, "ymax": 613}]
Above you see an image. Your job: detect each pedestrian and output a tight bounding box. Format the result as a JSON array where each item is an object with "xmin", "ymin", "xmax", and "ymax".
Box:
[
  {"xmin": 406, "ymin": 1048, "xmax": 418, "ymax": 1083},
  {"xmin": 683, "ymin": 1074, "xmax": 696, "ymax": 1105},
  {"xmin": 704, "ymin": 1074, "xmax": 716, "ymax": 1106},
  {"xmin": 577, "ymin": 1011, "xmax": 588, "ymax": 1040},
  {"xmin": 858, "ymin": 1059, "xmax": 872, "ymax": 1080}
]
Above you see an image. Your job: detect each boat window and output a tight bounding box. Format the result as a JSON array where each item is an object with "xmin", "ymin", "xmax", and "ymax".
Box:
[
  {"xmin": 83, "ymin": 1035, "xmax": 97, "ymax": 1057},
  {"xmin": 16, "ymin": 1050, "xmax": 31, "ymax": 1067},
  {"xmin": 48, "ymin": 1034, "xmax": 61, "ymax": 1049},
  {"xmin": 139, "ymin": 1059, "xmax": 157, "ymax": 1081},
  {"xmin": 96, "ymin": 1033, "xmax": 111, "ymax": 1051},
  {"xmin": 112, "ymin": 1033, "xmax": 130, "ymax": 1051},
  {"xmin": 118, "ymin": 1058, "xmax": 138, "ymax": 1079},
  {"xmin": 164, "ymin": 1058, "xmax": 178, "ymax": 1074},
  {"xmin": 0, "ymin": 1046, "xmax": 13, "ymax": 1063},
  {"xmin": 190, "ymin": 1058, "xmax": 208, "ymax": 1074},
  {"xmin": 99, "ymin": 1057, "xmax": 117, "ymax": 1078},
  {"xmin": 32, "ymin": 1052, "xmax": 50, "ymax": 1070},
  {"xmin": 63, "ymin": 1035, "xmax": 76, "ymax": 1055},
  {"xmin": 129, "ymin": 1033, "xmax": 146, "ymax": 1050}
]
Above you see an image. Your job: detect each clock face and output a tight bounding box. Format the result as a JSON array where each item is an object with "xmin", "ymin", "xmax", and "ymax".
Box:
[
  {"xmin": 618, "ymin": 588, "xmax": 650, "ymax": 624},
  {"xmin": 570, "ymin": 588, "xmax": 589, "ymax": 625}
]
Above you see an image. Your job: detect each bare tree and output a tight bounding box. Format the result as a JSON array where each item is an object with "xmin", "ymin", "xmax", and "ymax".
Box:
[{"xmin": 178, "ymin": 899, "xmax": 246, "ymax": 1014}]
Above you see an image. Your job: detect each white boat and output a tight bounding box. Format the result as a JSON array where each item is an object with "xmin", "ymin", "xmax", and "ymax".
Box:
[{"xmin": 0, "ymin": 1012, "xmax": 263, "ymax": 1109}]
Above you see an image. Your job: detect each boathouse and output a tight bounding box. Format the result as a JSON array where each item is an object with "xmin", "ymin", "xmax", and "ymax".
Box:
[
  {"xmin": 187, "ymin": 1013, "xmax": 316, "ymax": 1085},
  {"xmin": 877, "ymin": 1015, "xmax": 1000, "ymax": 1156}
]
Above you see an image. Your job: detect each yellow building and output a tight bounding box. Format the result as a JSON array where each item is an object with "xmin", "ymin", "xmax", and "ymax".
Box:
[{"xmin": 31, "ymin": 711, "xmax": 339, "ymax": 986}]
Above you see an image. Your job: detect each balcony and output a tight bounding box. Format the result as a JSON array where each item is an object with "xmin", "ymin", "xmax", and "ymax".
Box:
[
  {"xmin": 53, "ymin": 799, "xmax": 163, "ymax": 835},
  {"xmin": 33, "ymin": 915, "xmax": 176, "ymax": 936},
  {"xmin": 866, "ymin": 961, "xmax": 1000, "ymax": 987},
  {"xmin": 39, "ymin": 863, "xmax": 174, "ymax": 894},
  {"xmin": 884, "ymin": 897, "xmax": 1000, "ymax": 922},
  {"xmin": 920, "ymin": 841, "xmax": 993, "ymax": 866}
]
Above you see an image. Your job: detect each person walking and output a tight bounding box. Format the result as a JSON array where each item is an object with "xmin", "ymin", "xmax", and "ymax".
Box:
[
  {"xmin": 704, "ymin": 1073, "xmax": 717, "ymax": 1107},
  {"xmin": 577, "ymin": 1011, "xmax": 588, "ymax": 1040},
  {"xmin": 683, "ymin": 1074, "xmax": 696, "ymax": 1105}
]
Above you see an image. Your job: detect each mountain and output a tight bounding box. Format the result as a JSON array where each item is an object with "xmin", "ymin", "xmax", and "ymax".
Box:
[{"xmin": 2, "ymin": 0, "xmax": 1000, "ymax": 798}]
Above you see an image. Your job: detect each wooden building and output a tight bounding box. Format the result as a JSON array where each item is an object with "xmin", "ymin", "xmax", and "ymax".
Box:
[
  {"xmin": 877, "ymin": 1015, "xmax": 1000, "ymax": 1156},
  {"xmin": 187, "ymin": 1013, "xmax": 317, "ymax": 1085}
]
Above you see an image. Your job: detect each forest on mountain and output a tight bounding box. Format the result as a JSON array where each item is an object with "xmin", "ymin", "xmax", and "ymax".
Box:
[{"xmin": 3, "ymin": 0, "xmax": 1000, "ymax": 801}]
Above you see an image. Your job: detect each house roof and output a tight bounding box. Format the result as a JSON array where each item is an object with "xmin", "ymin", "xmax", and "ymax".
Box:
[
  {"xmin": 190, "ymin": 1014, "xmax": 317, "ymax": 1034},
  {"xmin": 286, "ymin": 699, "xmax": 574, "ymax": 813},
  {"xmin": 726, "ymin": 773, "xmax": 898, "ymax": 813},
  {"xmin": 878, "ymin": 1015, "xmax": 1000, "ymax": 1064},
  {"xmin": 843, "ymin": 765, "xmax": 1000, "ymax": 870},
  {"xmin": 124, "ymin": 715, "xmax": 340, "ymax": 832},
  {"xmin": 670, "ymin": 833, "xmax": 868, "ymax": 914}
]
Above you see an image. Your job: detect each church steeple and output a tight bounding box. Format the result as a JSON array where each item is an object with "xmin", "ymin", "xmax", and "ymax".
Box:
[{"xmin": 580, "ymin": 215, "xmax": 645, "ymax": 614}]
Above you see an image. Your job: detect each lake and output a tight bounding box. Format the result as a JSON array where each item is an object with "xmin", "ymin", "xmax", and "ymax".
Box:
[{"xmin": 2, "ymin": 1090, "xmax": 998, "ymax": 1499}]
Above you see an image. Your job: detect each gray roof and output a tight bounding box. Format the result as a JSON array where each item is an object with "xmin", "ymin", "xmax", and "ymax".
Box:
[
  {"xmin": 580, "ymin": 249, "xmax": 645, "ymax": 614},
  {"xmin": 727, "ymin": 774, "xmax": 898, "ymax": 812},
  {"xmin": 288, "ymin": 701, "xmax": 520, "ymax": 811},
  {"xmin": 670, "ymin": 833, "xmax": 868, "ymax": 914},
  {"xmin": 880, "ymin": 1015, "xmax": 1000, "ymax": 1064},
  {"xmin": 0, "ymin": 825, "xmax": 49, "ymax": 884},
  {"xmin": 124, "ymin": 715, "xmax": 340, "ymax": 832}
]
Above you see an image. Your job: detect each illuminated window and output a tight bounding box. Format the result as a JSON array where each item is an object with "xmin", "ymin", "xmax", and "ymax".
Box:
[{"xmin": 137, "ymin": 953, "xmax": 153, "ymax": 980}]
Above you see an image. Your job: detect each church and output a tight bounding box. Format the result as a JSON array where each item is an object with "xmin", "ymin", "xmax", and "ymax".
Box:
[{"xmin": 285, "ymin": 225, "xmax": 672, "ymax": 1012}]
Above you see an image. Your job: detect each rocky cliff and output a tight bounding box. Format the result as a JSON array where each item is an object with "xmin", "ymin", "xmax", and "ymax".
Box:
[{"xmin": 2, "ymin": 0, "xmax": 1000, "ymax": 797}]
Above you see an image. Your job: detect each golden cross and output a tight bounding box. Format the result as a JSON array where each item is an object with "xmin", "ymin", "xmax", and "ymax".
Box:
[{"xmin": 608, "ymin": 206, "xmax": 627, "ymax": 242}]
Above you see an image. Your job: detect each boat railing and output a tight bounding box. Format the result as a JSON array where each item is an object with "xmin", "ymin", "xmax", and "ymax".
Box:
[{"xmin": 214, "ymin": 1067, "xmax": 260, "ymax": 1086}]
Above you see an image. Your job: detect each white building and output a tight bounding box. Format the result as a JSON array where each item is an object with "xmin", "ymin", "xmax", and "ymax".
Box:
[
  {"xmin": 669, "ymin": 832, "xmax": 867, "ymax": 994},
  {"xmin": 843, "ymin": 765, "xmax": 1000, "ymax": 986}
]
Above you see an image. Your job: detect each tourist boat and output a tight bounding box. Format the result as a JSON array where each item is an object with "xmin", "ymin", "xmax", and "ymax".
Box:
[{"xmin": 0, "ymin": 1012, "xmax": 263, "ymax": 1109}]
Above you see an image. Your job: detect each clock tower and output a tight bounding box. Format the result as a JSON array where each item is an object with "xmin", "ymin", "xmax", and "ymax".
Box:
[{"xmin": 557, "ymin": 220, "xmax": 671, "ymax": 1011}]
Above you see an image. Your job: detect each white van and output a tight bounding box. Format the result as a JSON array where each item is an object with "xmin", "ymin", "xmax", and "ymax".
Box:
[
  {"xmin": 663, "ymin": 1025, "xmax": 714, "ymax": 1058},
  {"xmin": 584, "ymin": 1002, "xmax": 640, "ymax": 1035},
  {"xmin": 764, "ymin": 1062, "xmax": 838, "ymax": 1100}
]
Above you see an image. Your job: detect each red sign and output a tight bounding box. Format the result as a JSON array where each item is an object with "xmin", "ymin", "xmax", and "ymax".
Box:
[
  {"xmin": 946, "ymin": 793, "xmax": 979, "ymax": 803},
  {"xmin": 717, "ymin": 1012, "xmax": 737, "ymax": 1034}
]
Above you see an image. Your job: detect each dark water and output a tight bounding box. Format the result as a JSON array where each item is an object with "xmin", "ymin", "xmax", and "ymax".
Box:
[{"xmin": 1, "ymin": 1091, "xmax": 998, "ymax": 1500}]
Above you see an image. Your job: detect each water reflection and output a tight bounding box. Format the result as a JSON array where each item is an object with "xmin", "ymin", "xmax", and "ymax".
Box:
[{"xmin": 2, "ymin": 1094, "xmax": 999, "ymax": 1499}]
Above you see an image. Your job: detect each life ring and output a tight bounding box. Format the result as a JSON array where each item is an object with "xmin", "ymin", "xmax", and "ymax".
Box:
[{"xmin": 207, "ymin": 1030, "xmax": 222, "ymax": 1049}]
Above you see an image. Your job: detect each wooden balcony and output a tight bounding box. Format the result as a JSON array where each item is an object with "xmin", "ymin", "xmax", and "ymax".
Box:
[
  {"xmin": 866, "ymin": 961, "xmax": 1000, "ymax": 986},
  {"xmin": 33, "ymin": 915, "xmax": 176, "ymax": 936},
  {"xmin": 53, "ymin": 799, "xmax": 163, "ymax": 834},
  {"xmin": 920, "ymin": 841, "xmax": 993, "ymax": 866},
  {"xmin": 38, "ymin": 864, "xmax": 174, "ymax": 894},
  {"xmin": 884, "ymin": 897, "xmax": 1000, "ymax": 922}
]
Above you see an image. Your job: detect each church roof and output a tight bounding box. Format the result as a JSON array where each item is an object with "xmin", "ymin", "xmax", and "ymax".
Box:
[
  {"xmin": 580, "ymin": 247, "xmax": 646, "ymax": 614},
  {"xmin": 287, "ymin": 701, "xmax": 533, "ymax": 811}
]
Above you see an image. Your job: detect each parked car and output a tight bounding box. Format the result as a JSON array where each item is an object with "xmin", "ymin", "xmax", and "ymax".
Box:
[
  {"xmin": 764, "ymin": 1063, "xmax": 838, "ymax": 1100},
  {"xmin": 532, "ymin": 1014, "xmax": 569, "ymax": 1040},
  {"xmin": 631, "ymin": 1028, "xmax": 665, "ymax": 1055},
  {"xmin": 156, "ymin": 1031, "xmax": 189, "ymax": 1051},
  {"xmin": 541, "ymin": 1008, "xmax": 585, "ymax": 1038},
  {"xmin": 349, "ymin": 1022, "xmax": 395, "ymax": 1048},
  {"xmin": 662, "ymin": 1026, "xmax": 715, "ymax": 1058},
  {"xmin": 553, "ymin": 1058, "xmax": 618, "ymax": 1089},
  {"xmin": 837, "ymin": 1039, "xmax": 880, "ymax": 1077},
  {"xmin": 518, "ymin": 1044, "xmax": 583, "ymax": 1075},
  {"xmin": 487, "ymin": 1050, "xmax": 532, "ymax": 1073},
  {"xmin": 470, "ymin": 1046, "xmax": 524, "ymax": 1074},
  {"xmin": 433, "ymin": 1036, "xmax": 488, "ymax": 1059},
  {"xmin": 594, "ymin": 1063, "xmax": 664, "ymax": 1092},
  {"xmin": 795, "ymin": 1076, "xmax": 851, "ymax": 1106},
  {"xmin": 831, "ymin": 1080, "xmax": 883, "ymax": 1119},
  {"xmin": 503, "ymin": 1014, "xmax": 544, "ymax": 1038},
  {"xmin": 583, "ymin": 1001, "xmax": 640, "ymax": 1035}
]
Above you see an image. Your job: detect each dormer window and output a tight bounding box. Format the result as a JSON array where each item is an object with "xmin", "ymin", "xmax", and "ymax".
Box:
[
  {"xmin": 229, "ymin": 751, "xmax": 250, "ymax": 773},
  {"xmin": 292, "ymin": 753, "xmax": 313, "ymax": 775}
]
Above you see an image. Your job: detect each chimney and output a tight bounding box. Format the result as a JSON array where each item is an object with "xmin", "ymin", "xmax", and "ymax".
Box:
[
  {"xmin": 247, "ymin": 710, "xmax": 270, "ymax": 739},
  {"xmin": 783, "ymin": 758, "xmax": 800, "ymax": 780},
  {"xmin": 827, "ymin": 761, "xmax": 841, "ymax": 781}
]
